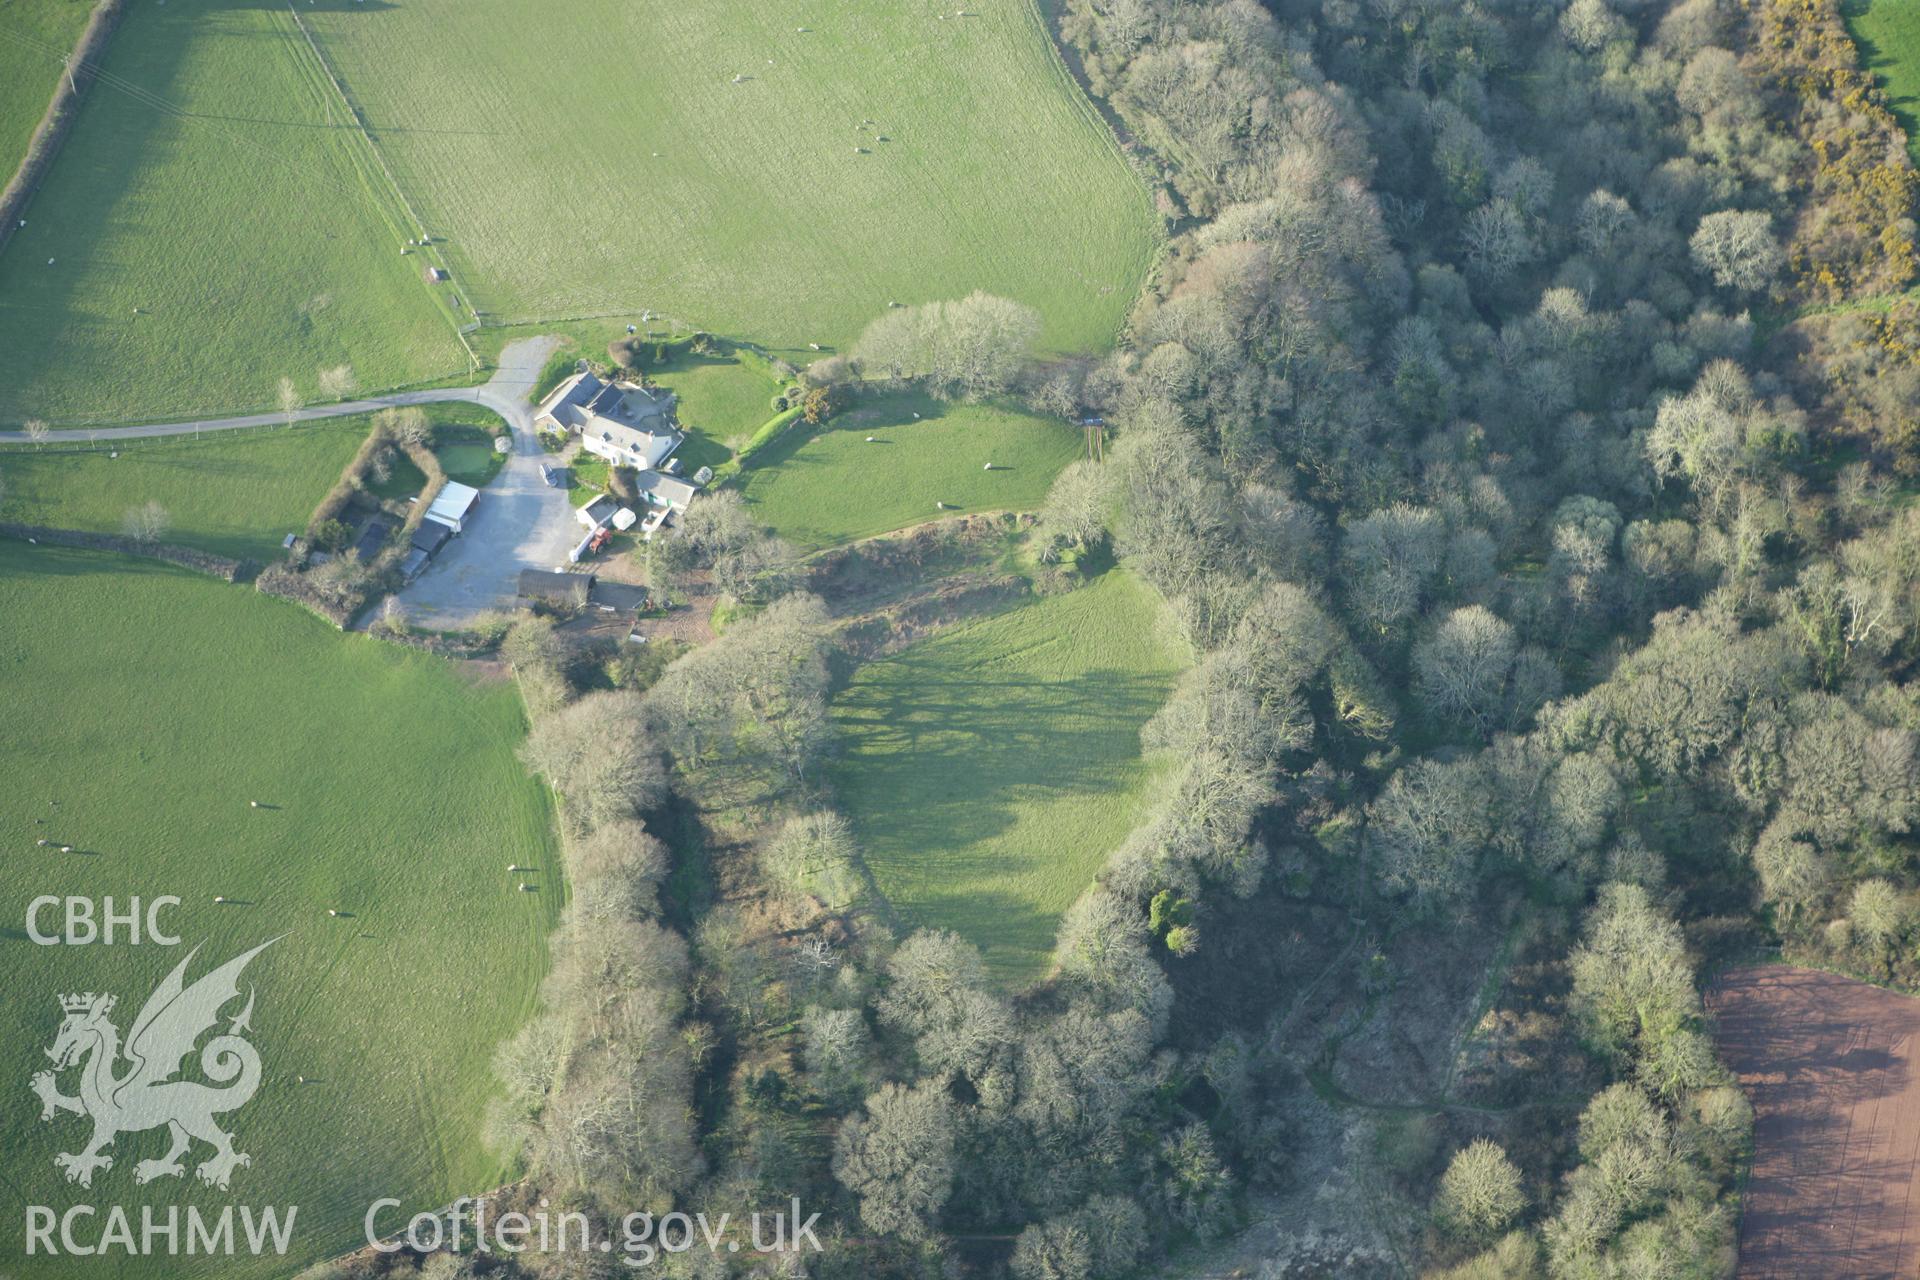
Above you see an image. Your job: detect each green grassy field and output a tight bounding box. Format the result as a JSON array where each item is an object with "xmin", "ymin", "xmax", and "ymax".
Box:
[
  {"xmin": 0, "ymin": 424, "xmax": 367, "ymax": 561},
  {"xmin": 649, "ymin": 352, "xmax": 781, "ymax": 459},
  {"xmin": 0, "ymin": 1, "xmax": 468, "ymax": 425},
  {"xmin": 737, "ymin": 392, "xmax": 1082, "ymax": 549},
  {"xmin": 302, "ymin": 0, "xmax": 1156, "ymax": 355},
  {"xmin": 1849, "ymin": 0, "xmax": 1920, "ymax": 164},
  {"xmin": 0, "ymin": 0, "xmax": 93, "ymax": 178},
  {"xmin": 0, "ymin": 406, "xmax": 506, "ymax": 561},
  {"xmin": 830, "ymin": 570, "xmax": 1187, "ymax": 981},
  {"xmin": 0, "ymin": 544, "xmax": 560, "ymax": 1278}
]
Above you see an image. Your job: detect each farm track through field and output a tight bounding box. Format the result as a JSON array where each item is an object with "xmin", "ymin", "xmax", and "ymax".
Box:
[{"xmin": 0, "ymin": 341, "xmax": 547, "ymax": 443}]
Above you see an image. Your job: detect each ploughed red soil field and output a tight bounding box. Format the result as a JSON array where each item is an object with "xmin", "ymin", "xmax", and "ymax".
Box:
[{"xmin": 1710, "ymin": 966, "xmax": 1920, "ymax": 1279}]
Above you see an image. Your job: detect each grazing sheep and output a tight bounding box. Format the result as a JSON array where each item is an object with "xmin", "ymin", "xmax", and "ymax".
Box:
[
  {"xmin": 866, "ymin": 436, "xmax": 876, "ymax": 443},
  {"xmin": 36, "ymin": 838, "xmax": 48, "ymax": 847},
  {"xmin": 250, "ymin": 800, "xmax": 260, "ymax": 808},
  {"xmin": 59, "ymin": 845, "xmax": 72, "ymax": 854},
  {"xmin": 327, "ymin": 909, "xmax": 340, "ymax": 917},
  {"xmin": 213, "ymin": 896, "xmax": 228, "ymax": 904}
]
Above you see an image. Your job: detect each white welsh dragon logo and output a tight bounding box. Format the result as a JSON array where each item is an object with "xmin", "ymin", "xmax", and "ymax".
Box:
[{"xmin": 30, "ymin": 939, "xmax": 277, "ymax": 1190}]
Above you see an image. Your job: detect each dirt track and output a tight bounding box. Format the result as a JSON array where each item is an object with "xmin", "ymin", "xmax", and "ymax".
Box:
[{"xmin": 1711, "ymin": 965, "xmax": 1920, "ymax": 1279}]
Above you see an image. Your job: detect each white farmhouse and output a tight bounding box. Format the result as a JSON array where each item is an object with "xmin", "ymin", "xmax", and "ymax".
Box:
[{"xmin": 534, "ymin": 370, "xmax": 683, "ymax": 472}]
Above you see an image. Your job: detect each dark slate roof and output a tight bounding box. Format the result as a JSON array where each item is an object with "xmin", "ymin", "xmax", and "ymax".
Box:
[
  {"xmin": 410, "ymin": 520, "xmax": 452, "ymax": 554},
  {"xmin": 588, "ymin": 580, "xmax": 649, "ymax": 612}
]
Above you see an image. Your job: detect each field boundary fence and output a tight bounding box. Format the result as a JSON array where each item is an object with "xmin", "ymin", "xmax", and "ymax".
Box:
[
  {"xmin": 0, "ymin": 0, "xmax": 128, "ymax": 259},
  {"xmin": 0, "ymin": 521, "xmax": 251, "ymax": 581},
  {"xmin": 282, "ymin": 3, "xmax": 481, "ymax": 372},
  {"xmin": 0, "ymin": 420, "xmax": 314, "ymax": 455}
]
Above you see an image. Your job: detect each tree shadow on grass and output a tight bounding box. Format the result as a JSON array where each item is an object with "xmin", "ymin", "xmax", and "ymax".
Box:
[{"xmin": 831, "ymin": 660, "xmax": 1171, "ymax": 967}]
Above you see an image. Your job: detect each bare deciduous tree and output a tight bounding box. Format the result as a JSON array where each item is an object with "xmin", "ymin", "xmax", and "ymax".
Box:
[
  {"xmin": 1414, "ymin": 605, "xmax": 1518, "ymax": 734},
  {"xmin": 121, "ymin": 500, "xmax": 171, "ymax": 544},
  {"xmin": 316, "ymin": 364, "xmax": 358, "ymax": 401},
  {"xmin": 1690, "ymin": 209, "xmax": 1782, "ymax": 294},
  {"xmin": 1435, "ymin": 1139, "xmax": 1526, "ymax": 1239},
  {"xmin": 832, "ymin": 1082, "xmax": 957, "ymax": 1240},
  {"xmin": 520, "ymin": 690, "xmax": 669, "ymax": 835}
]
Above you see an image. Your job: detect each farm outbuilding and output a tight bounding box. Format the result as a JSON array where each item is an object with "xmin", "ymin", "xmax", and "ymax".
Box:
[
  {"xmin": 518, "ymin": 569, "xmax": 592, "ymax": 609},
  {"xmin": 410, "ymin": 520, "xmax": 452, "ymax": 556},
  {"xmin": 352, "ymin": 519, "xmax": 391, "ymax": 563},
  {"xmin": 577, "ymin": 495, "xmax": 622, "ymax": 529},
  {"xmin": 634, "ymin": 469, "xmax": 698, "ymax": 514},
  {"xmin": 423, "ymin": 481, "xmax": 480, "ymax": 533}
]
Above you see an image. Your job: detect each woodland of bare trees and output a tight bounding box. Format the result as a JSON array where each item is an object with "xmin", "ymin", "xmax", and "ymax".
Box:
[{"xmin": 351, "ymin": 2, "xmax": 1920, "ymax": 1278}]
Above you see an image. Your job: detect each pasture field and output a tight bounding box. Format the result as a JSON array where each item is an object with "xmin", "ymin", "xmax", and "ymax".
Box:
[
  {"xmin": 648, "ymin": 352, "xmax": 781, "ymax": 463},
  {"xmin": 303, "ymin": 0, "xmax": 1157, "ymax": 354},
  {"xmin": 0, "ymin": 1, "xmax": 467, "ymax": 425},
  {"xmin": 1850, "ymin": 0, "xmax": 1920, "ymax": 163},
  {"xmin": 830, "ymin": 570, "xmax": 1187, "ymax": 981},
  {"xmin": 738, "ymin": 393, "xmax": 1082, "ymax": 550},
  {"xmin": 1710, "ymin": 965, "xmax": 1920, "ymax": 1277},
  {"xmin": 0, "ymin": 0, "xmax": 93, "ymax": 178},
  {"xmin": 0, "ymin": 406, "xmax": 507, "ymax": 561},
  {"xmin": 0, "ymin": 543, "xmax": 560, "ymax": 1278},
  {"xmin": 0, "ymin": 423, "xmax": 366, "ymax": 561}
]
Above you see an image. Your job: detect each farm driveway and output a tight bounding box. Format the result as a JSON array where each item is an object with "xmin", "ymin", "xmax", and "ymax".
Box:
[
  {"xmin": 392, "ymin": 339, "xmax": 583, "ymax": 628},
  {"xmin": 0, "ymin": 338, "xmax": 551, "ymax": 442},
  {"xmin": 1711, "ymin": 965, "xmax": 1920, "ymax": 1279}
]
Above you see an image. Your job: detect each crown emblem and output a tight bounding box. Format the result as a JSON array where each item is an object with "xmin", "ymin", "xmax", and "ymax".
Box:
[{"xmin": 34, "ymin": 941, "xmax": 276, "ymax": 1191}]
